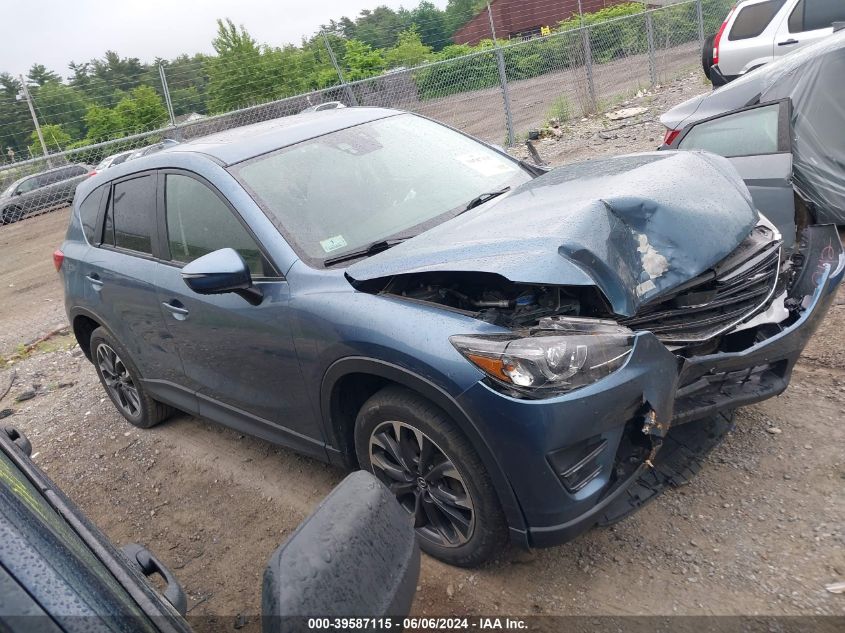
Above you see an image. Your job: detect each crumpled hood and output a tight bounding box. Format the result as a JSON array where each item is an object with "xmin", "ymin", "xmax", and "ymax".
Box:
[{"xmin": 347, "ymin": 151, "xmax": 758, "ymax": 317}]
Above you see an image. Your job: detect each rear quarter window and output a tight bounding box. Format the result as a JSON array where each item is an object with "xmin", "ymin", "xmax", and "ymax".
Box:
[
  {"xmin": 729, "ymin": 0, "xmax": 786, "ymax": 40},
  {"xmin": 78, "ymin": 186, "xmax": 106, "ymax": 244}
]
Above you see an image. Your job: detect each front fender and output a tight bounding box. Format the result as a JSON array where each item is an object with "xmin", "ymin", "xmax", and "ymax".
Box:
[{"xmin": 319, "ymin": 356, "xmax": 529, "ymax": 540}]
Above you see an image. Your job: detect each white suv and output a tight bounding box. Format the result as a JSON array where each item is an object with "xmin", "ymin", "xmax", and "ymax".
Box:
[{"xmin": 704, "ymin": 0, "xmax": 845, "ymax": 85}]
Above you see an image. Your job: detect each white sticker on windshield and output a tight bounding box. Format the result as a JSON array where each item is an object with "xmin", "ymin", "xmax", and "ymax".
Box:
[
  {"xmin": 320, "ymin": 235, "xmax": 348, "ymax": 253},
  {"xmin": 455, "ymin": 152, "xmax": 513, "ymax": 178}
]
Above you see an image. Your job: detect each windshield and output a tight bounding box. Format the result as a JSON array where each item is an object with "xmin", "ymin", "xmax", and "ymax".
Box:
[
  {"xmin": 1, "ymin": 183, "xmax": 16, "ymax": 197},
  {"xmin": 231, "ymin": 114, "xmax": 531, "ymax": 265}
]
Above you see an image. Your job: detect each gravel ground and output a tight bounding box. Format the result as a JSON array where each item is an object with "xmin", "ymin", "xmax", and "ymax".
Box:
[{"xmin": 0, "ymin": 72, "xmax": 843, "ymax": 628}]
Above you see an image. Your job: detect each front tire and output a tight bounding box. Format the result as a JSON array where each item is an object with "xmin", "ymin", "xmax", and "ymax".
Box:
[
  {"xmin": 354, "ymin": 385, "xmax": 508, "ymax": 567},
  {"xmin": 90, "ymin": 327, "xmax": 173, "ymax": 429}
]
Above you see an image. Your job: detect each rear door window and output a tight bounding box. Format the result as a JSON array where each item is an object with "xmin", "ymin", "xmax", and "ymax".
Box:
[
  {"xmin": 789, "ymin": 0, "xmax": 845, "ymax": 32},
  {"xmin": 103, "ymin": 175, "xmax": 156, "ymax": 255},
  {"xmin": 729, "ymin": 0, "xmax": 786, "ymax": 40}
]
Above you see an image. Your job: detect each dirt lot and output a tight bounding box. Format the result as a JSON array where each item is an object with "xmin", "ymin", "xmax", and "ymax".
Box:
[{"xmin": 1, "ymin": 73, "xmax": 843, "ymax": 628}]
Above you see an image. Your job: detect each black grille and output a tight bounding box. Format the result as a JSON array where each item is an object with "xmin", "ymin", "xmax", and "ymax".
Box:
[{"xmin": 622, "ymin": 226, "xmax": 781, "ymax": 344}]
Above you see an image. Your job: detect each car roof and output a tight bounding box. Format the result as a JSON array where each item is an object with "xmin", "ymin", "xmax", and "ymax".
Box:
[
  {"xmin": 7, "ymin": 162, "xmax": 88, "ymax": 189},
  {"xmin": 165, "ymin": 107, "xmax": 402, "ymax": 166}
]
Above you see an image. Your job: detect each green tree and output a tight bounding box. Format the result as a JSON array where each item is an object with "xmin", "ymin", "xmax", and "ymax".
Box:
[
  {"xmin": 385, "ymin": 26, "xmax": 433, "ymax": 68},
  {"xmin": 30, "ymin": 81, "xmax": 89, "ymax": 140},
  {"xmin": 343, "ymin": 40, "xmax": 385, "ymax": 81},
  {"xmin": 83, "ymin": 104, "xmax": 124, "ymax": 142},
  {"xmin": 114, "ymin": 85, "xmax": 169, "ymax": 133},
  {"xmin": 80, "ymin": 51, "xmax": 149, "ymax": 108},
  {"xmin": 205, "ymin": 18, "xmax": 275, "ymax": 113},
  {"xmin": 411, "ymin": 2, "xmax": 450, "ymax": 50},
  {"xmin": 27, "ymin": 63, "xmax": 61, "ymax": 86},
  {"xmin": 444, "ymin": 0, "xmax": 486, "ymax": 35},
  {"xmin": 160, "ymin": 53, "xmax": 209, "ymax": 115},
  {"xmin": 342, "ymin": 6, "xmax": 413, "ymax": 50},
  {"xmin": 0, "ymin": 73, "xmax": 32, "ymax": 159},
  {"xmin": 29, "ymin": 124, "xmax": 71, "ymax": 155}
]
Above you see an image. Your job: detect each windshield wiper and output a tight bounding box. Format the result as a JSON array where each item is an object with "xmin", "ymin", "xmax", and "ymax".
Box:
[
  {"xmin": 459, "ymin": 187, "xmax": 511, "ymax": 215},
  {"xmin": 323, "ymin": 237, "xmax": 412, "ymax": 267}
]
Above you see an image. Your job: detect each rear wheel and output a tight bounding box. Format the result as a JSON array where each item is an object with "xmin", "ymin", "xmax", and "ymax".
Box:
[
  {"xmin": 90, "ymin": 327, "xmax": 173, "ymax": 429},
  {"xmin": 1, "ymin": 206, "xmax": 21, "ymax": 225},
  {"xmin": 355, "ymin": 385, "xmax": 508, "ymax": 567},
  {"xmin": 702, "ymin": 34, "xmax": 715, "ymax": 80}
]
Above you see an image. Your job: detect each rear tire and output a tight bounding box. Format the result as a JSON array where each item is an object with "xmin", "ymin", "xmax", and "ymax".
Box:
[
  {"xmin": 90, "ymin": 327, "xmax": 173, "ymax": 429},
  {"xmin": 1, "ymin": 206, "xmax": 21, "ymax": 225},
  {"xmin": 702, "ymin": 34, "xmax": 715, "ymax": 80},
  {"xmin": 354, "ymin": 385, "xmax": 508, "ymax": 567}
]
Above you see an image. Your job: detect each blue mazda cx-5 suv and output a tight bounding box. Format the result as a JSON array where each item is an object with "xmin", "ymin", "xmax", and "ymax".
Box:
[{"xmin": 58, "ymin": 107, "xmax": 844, "ymax": 567}]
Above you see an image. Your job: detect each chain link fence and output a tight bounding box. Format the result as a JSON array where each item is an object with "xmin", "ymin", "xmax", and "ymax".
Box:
[{"xmin": 1, "ymin": 0, "xmax": 732, "ymax": 227}]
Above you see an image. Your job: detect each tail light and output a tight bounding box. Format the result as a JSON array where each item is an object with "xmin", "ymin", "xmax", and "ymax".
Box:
[
  {"xmin": 712, "ymin": 7, "xmax": 735, "ymax": 66},
  {"xmin": 87, "ymin": 170, "xmax": 98, "ymax": 177},
  {"xmin": 663, "ymin": 129, "xmax": 681, "ymax": 146},
  {"xmin": 53, "ymin": 249, "xmax": 64, "ymax": 271}
]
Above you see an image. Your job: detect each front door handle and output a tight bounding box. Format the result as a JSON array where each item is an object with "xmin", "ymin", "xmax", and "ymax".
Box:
[
  {"xmin": 86, "ymin": 274, "xmax": 104, "ymax": 292},
  {"xmin": 162, "ymin": 301, "xmax": 189, "ymax": 321},
  {"xmin": 778, "ymin": 38, "xmax": 799, "ymax": 46}
]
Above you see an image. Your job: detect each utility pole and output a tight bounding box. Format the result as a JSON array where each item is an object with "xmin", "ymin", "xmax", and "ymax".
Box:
[
  {"xmin": 158, "ymin": 64, "xmax": 177, "ymax": 127},
  {"xmin": 487, "ymin": 2, "xmax": 515, "ymax": 146},
  {"xmin": 322, "ymin": 31, "xmax": 358, "ymax": 106},
  {"xmin": 17, "ymin": 75, "xmax": 50, "ymax": 165}
]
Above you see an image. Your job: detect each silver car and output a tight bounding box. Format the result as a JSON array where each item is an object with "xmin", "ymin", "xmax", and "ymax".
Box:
[{"xmin": 1, "ymin": 163, "xmax": 91, "ymax": 225}]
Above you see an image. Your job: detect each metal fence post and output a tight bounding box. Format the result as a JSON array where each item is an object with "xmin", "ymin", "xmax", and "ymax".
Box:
[
  {"xmin": 582, "ymin": 26, "xmax": 597, "ymax": 113},
  {"xmin": 645, "ymin": 12, "xmax": 657, "ymax": 86},
  {"xmin": 487, "ymin": 3, "xmax": 516, "ymax": 146},
  {"xmin": 696, "ymin": 0, "xmax": 705, "ymax": 51},
  {"xmin": 322, "ymin": 31, "xmax": 358, "ymax": 107},
  {"xmin": 158, "ymin": 64, "xmax": 177, "ymax": 128}
]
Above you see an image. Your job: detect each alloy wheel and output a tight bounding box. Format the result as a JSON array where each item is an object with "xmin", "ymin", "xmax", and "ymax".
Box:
[
  {"xmin": 96, "ymin": 343, "xmax": 141, "ymax": 418},
  {"xmin": 369, "ymin": 420, "xmax": 474, "ymax": 547}
]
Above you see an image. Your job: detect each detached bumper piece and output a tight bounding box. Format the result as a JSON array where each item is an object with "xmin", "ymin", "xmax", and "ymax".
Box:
[{"xmin": 596, "ymin": 411, "xmax": 734, "ymax": 526}]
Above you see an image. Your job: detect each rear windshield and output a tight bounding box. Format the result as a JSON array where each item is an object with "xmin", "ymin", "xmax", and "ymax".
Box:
[{"xmin": 729, "ymin": 0, "xmax": 786, "ymax": 40}]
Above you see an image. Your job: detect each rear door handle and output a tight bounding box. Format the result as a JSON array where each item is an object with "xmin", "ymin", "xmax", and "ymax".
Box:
[
  {"xmin": 778, "ymin": 38, "xmax": 799, "ymax": 46},
  {"xmin": 86, "ymin": 274, "xmax": 104, "ymax": 291},
  {"xmin": 162, "ymin": 301, "xmax": 189, "ymax": 320}
]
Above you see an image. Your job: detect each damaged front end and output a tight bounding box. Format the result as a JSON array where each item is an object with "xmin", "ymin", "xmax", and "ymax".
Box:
[
  {"xmin": 346, "ymin": 152, "xmax": 843, "ymax": 546},
  {"xmin": 351, "ymin": 221, "xmax": 842, "ymax": 546}
]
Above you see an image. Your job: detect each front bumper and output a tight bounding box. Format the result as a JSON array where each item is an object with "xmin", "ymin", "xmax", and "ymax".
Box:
[{"xmin": 455, "ymin": 225, "xmax": 844, "ymax": 547}]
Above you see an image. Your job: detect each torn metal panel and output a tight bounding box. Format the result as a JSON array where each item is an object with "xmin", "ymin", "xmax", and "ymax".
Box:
[{"xmin": 348, "ymin": 152, "xmax": 759, "ymax": 317}]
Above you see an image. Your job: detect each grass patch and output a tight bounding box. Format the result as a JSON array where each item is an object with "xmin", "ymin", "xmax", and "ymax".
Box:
[{"xmin": 1, "ymin": 329, "xmax": 73, "ymax": 366}]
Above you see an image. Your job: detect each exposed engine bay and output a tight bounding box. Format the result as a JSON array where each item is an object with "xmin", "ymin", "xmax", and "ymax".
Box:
[
  {"xmin": 365, "ymin": 272, "xmax": 611, "ymax": 329},
  {"xmin": 353, "ymin": 218, "xmax": 828, "ymax": 356}
]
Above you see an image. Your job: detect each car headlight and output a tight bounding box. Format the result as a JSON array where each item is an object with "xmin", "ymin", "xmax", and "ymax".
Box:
[{"xmin": 450, "ymin": 318, "xmax": 634, "ymax": 398}]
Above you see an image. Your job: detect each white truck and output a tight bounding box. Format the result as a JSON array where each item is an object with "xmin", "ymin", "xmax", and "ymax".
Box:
[{"xmin": 703, "ymin": 0, "xmax": 845, "ymax": 85}]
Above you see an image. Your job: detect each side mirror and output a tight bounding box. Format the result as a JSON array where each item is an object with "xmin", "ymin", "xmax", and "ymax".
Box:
[
  {"xmin": 261, "ymin": 471, "xmax": 420, "ymax": 633},
  {"xmin": 181, "ymin": 248, "xmax": 262, "ymax": 305}
]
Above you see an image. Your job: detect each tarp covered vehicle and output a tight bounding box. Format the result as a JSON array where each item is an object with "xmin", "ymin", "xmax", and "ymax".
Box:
[{"xmin": 662, "ymin": 30, "xmax": 845, "ymax": 226}]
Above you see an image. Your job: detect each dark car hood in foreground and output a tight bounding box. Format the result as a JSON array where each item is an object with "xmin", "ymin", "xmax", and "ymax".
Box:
[{"xmin": 348, "ymin": 152, "xmax": 758, "ymax": 317}]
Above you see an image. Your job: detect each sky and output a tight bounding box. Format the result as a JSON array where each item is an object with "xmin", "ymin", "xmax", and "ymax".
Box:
[{"xmin": 1, "ymin": 0, "xmax": 449, "ymax": 79}]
